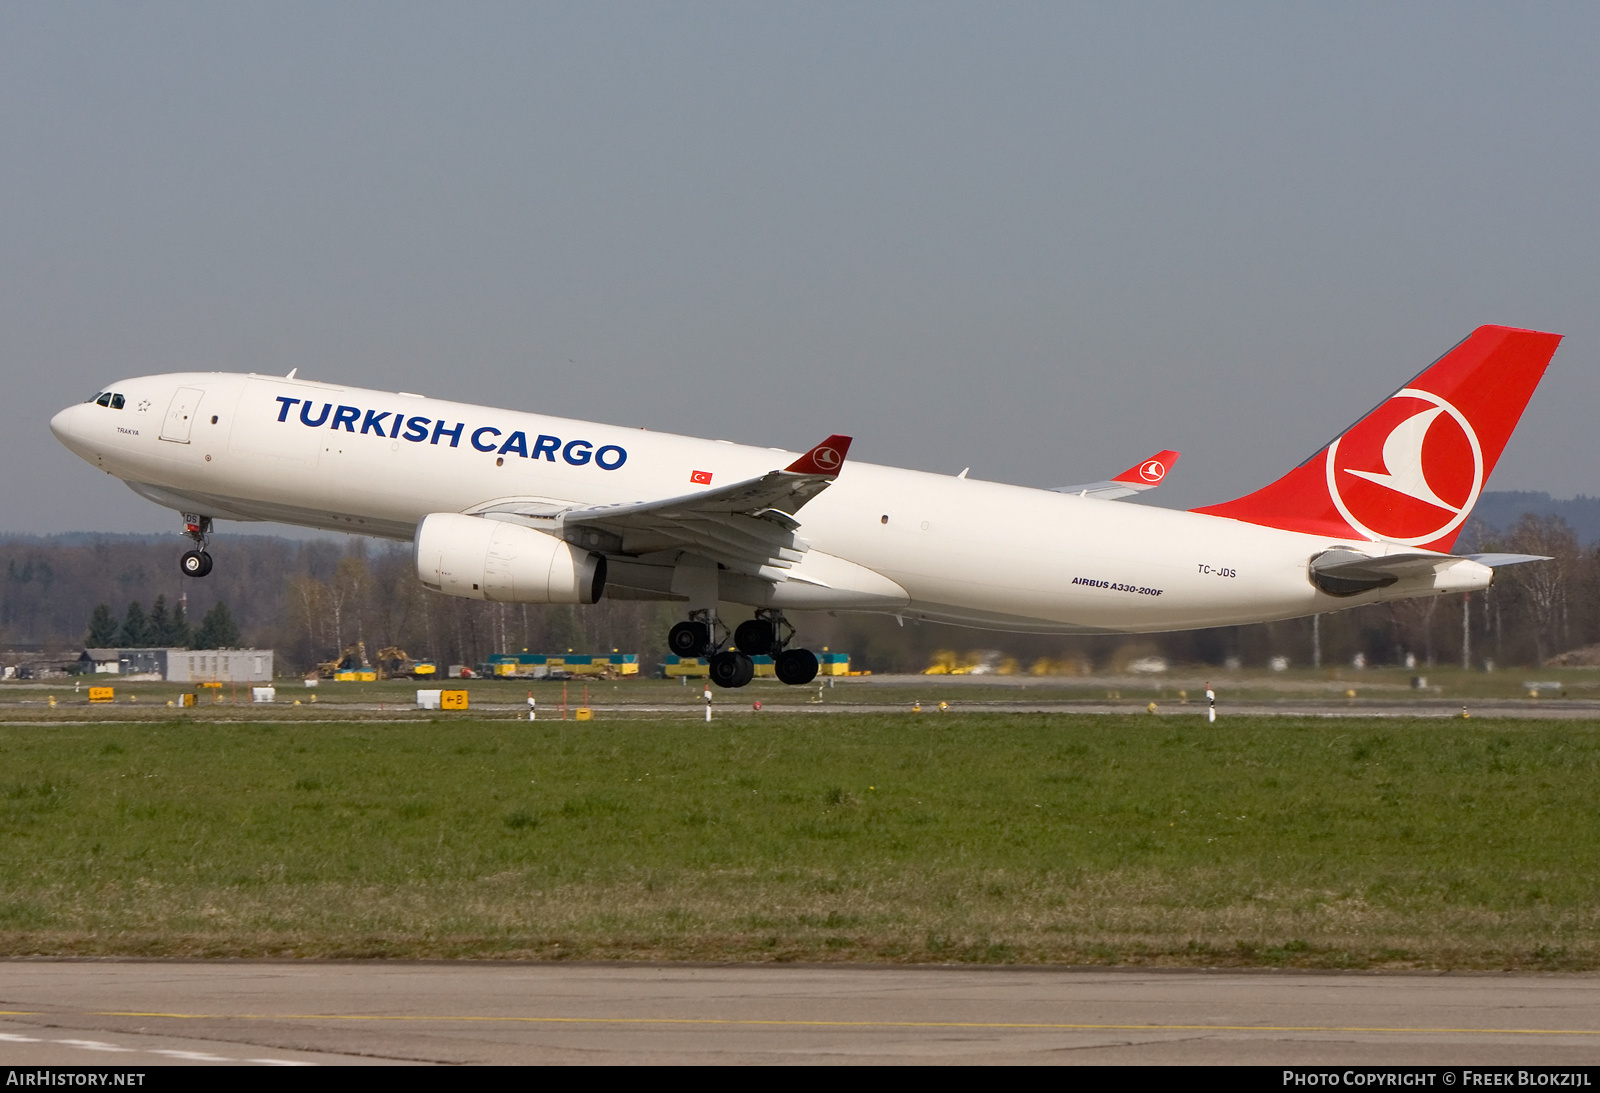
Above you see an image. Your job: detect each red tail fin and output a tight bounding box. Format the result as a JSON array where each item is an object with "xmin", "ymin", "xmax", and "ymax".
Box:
[{"xmin": 1192, "ymin": 325, "xmax": 1562, "ymax": 551}]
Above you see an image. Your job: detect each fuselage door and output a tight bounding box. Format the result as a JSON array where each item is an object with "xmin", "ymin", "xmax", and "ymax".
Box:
[{"xmin": 160, "ymin": 387, "xmax": 205, "ymax": 443}]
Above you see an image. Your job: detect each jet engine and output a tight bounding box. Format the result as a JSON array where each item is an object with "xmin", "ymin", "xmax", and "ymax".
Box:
[{"xmin": 414, "ymin": 513, "xmax": 606, "ymax": 604}]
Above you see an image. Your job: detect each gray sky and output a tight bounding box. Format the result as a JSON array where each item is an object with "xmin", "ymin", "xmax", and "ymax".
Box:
[{"xmin": 5, "ymin": 2, "xmax": 1598, "ymax": 536}]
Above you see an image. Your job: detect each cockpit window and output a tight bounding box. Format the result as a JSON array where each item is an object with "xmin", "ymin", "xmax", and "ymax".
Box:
[
  {"xmin": 92, "ymin": 392, "xmax": 125, "ymax": 409},
  {"xmin": 95, "ymin": 393, "xmax": 112, "ymax": 407},
  {"xmin": 110, "ymin": 394, "xmax": 125, "ymax": 409}
]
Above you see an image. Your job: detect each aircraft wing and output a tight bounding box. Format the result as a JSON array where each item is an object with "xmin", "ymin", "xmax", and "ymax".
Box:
[
  {"xmin": 476, "ymin": 435, "xmax": 852, "ymax": 579},
  {"xmin": 1050, "ymin": 449, "xmax": 1180, "ymax": 500}
]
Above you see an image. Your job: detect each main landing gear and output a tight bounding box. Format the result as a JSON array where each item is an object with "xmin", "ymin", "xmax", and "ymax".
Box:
[
  {"xmin": 179, "ymin": 513, "xmax": 214, "ymax": 578},
  {"xmin": 669, "ymin": 609, "xmax": 820, "ymax": 689}
]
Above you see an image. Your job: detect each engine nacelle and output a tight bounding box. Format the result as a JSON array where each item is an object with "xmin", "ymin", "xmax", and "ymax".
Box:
[{"xmin": 414, "ymin": 513, "xmax": 606, "ymax": 604}]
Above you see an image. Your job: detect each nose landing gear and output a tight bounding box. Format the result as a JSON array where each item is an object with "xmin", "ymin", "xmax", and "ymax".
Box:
[{"xmin": 179, "ymin": 513, "xmax": 214, "ymax": 578}]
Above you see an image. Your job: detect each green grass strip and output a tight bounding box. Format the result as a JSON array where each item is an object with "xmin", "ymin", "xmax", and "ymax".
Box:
[{"xmin": 1, "ymin": 713, "xmax": 1597, "ymax": 968}]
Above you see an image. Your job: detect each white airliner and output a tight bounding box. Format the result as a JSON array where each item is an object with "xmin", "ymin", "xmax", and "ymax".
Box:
[{"xmin": 50, "ymin": 325, "xmax": 1559, "ymax": 688}]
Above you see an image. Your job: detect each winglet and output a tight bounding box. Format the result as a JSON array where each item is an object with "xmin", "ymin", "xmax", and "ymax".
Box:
[
  {"xmin": 1110, "ymin": 450, "xmax": 1180, "ymax": 489},
  {"xmin": 785, "ymin": 435, "xmax": 852, "ymax": 476},
  {"xmin": 1047, "ymin": 448, "xmax": 1181, "ymax": 499}
]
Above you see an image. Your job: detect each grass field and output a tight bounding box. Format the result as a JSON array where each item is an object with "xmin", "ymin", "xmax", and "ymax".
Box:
[{"xmin": 2, "ymin": 713, "xmax": 1598, "ymax": 968}]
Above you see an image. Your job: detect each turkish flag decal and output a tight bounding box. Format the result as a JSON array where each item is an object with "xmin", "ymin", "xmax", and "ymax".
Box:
[{"xmin": 690, "ymin": 470, "xmax": 713, "ymax": 485}]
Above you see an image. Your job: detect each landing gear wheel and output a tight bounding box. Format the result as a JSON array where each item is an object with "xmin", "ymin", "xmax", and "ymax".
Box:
[
  {"xmin": 179, "ymin": 513, "xmax": 214, "ymax": 578},
  {"xmin": 775, "ymin": 648, "xmax": 819, "ymax": 686},
  {"xmin": 734, "ymin": 618, "xmax": 779, "ymax": 656},
  {"xmin": 709, "ymin": 650, "xmax": 754, "ymax": 689},
  {"xmin": 669, "ymin": 621, "xmax": 711, "ymax": 658}
]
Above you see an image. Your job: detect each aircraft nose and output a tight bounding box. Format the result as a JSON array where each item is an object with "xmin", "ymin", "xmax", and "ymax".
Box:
[
  {"xmin": 50, "ymin": 403, "xmax": 91, "ymax": 453},
  {"xmin": 50, "ymin": 405, "xmax": 76, "ymax": 442}
]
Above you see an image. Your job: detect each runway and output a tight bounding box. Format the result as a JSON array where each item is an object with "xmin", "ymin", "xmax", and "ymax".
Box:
[{"xmin": 2, "ymin": 962, "xmax": 1598, "ymax": 1065}]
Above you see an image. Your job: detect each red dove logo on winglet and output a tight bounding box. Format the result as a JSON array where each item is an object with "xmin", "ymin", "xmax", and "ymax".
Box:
[
  {"xmin": 1110, "ymin": 450, "xmax": 1181, "ymax": 488},
  {"xmin": 785, "ymin": 435, "xmax": 853, "ymax": 476}
]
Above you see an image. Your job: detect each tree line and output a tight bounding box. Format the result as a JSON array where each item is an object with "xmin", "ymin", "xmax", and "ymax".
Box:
[
  {"xmin": 0, "ymin": 533, "xmax": 672, "ymax": 673},
  {"xmin": 1, "ymin": 512, "xmax": 1595, "ymax": 674},
  {"xmin": 85, "ymin": 596, "xmax": 241, "ymax": 650}
]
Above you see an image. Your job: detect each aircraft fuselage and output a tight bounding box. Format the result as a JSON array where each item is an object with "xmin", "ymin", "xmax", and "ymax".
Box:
[{"xmin": 50, "ymin": 371, "xmax": 1486, "ymax": 635}]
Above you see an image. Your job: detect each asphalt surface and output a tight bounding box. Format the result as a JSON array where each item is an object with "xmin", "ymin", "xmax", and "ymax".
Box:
[
  {"xmin": 8, "ymin": 701, "xmax": 1599, "ymax": 724},
  {"xmin": 1, "ymin": 962, "xmax": 1598, "ymax": 1065}
]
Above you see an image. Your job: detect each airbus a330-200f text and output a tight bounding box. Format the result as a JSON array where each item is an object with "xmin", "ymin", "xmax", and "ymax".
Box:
[{"xmin": 50, "ymin": 325, "xmax": 1560, "ymax": 689}]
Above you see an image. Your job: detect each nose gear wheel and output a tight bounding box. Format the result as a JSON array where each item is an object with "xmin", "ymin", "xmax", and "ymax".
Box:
[{"xmin": 178, "ymin": 513, "xmax": 214, "ymax": 578}]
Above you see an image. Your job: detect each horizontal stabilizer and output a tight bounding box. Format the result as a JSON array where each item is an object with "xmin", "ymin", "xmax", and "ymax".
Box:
[
  {"xmin": 1309, "ymin": 549, "xmax": 1453, "ymax": 596},
  {"xmin": 1309, "ymin": 547, "xmax": 1545, "ymax": 597},
  {"xmin": 1462, "ymin": 552, "xmax": 1552, "ymax": 568}
]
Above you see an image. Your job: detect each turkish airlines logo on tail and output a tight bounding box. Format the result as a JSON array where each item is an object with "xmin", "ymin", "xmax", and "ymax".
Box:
[
  {"xmin": 1325, "ymin": 388, "xmax": 1483, "ymax": 546},
  {"xmin": 811, "ymin": 446, "xmax": 842, "ymax": 471},
  {"xmin": 1138, "ymin": 459, "xmax": 1167, "ymax": 483}
]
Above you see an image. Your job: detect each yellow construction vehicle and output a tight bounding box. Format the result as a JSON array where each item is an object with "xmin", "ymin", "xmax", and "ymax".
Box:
[
  {"xmin": 318, "ymin": 641, "xmax": 374, "ymax": 681},
  {"xmin": 375, "ymin": 646, "xmax": 437, "ymax": 679}
]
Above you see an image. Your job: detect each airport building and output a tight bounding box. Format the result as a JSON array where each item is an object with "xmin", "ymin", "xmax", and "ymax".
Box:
[{"xmin": 79, "ymin": 647, "xmax": 275, "ymax": 682}]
